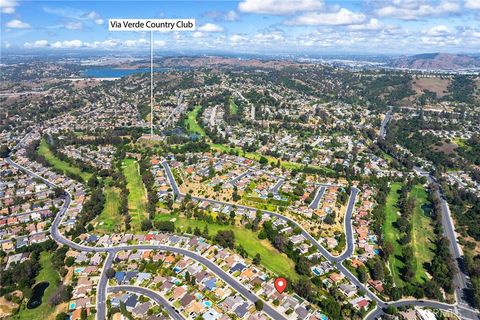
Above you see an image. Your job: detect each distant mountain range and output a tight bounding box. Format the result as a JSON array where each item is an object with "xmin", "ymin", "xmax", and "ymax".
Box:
[{"xmin": 391, "ymin": 53, "xmax": 480, "ymax": 70}]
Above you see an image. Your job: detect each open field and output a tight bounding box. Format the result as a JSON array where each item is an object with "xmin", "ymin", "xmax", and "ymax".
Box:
[
  {"xmin": 410, "ymin": 184, "xmax": 435, "ymax": 283},
  {"xmin": 123, "ymin": 159, "xmax": 148, "ymax": 231},
  {"xmin": 154, "ymin": 214, "xmax": 298, "ymax": 280},
  {"xmin": 184, "ymin": 105, "xmax": 206, "ymax": 136},
  {"xmin": 383, "ymin": 182, "xmax": 405, "ymax": 287},
  {"xmin": 38, "ymin": 139, "xmax": 92, "ymax": 182},
  {"xmin": 16, "ymin": 252, "xmax": 60, "ymax": 320},
  {"xmin": 411, "ymin": 77, "xmax": 450, "ymax": 98},
  {"xmin": 95, "ymin": 180, "xmax": 122, "ymax": 233}
]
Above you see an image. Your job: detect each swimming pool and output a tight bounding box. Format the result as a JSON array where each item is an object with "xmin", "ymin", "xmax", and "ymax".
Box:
[
  {"xmin": 319, "ymin": 313, "xmax": 328, "ymax": 320},
  {"xmin": 74, "ymin": 267, "xmax": 85, "ymax": 274},
  {"xmin": 312, "ymin": 268, "xmax": 321, "ymax": 276},
  {"xmin": 204, "ymin": 301, "xmax": 212, "ymax": 308}
]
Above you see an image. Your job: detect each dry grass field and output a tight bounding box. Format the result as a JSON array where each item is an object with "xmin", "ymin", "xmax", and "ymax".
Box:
[{"xmin": 411, "ymin": 77, "xmax": 450, "ymax": 98}]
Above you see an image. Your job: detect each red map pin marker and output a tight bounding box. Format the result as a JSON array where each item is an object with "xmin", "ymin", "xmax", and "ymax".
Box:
[{"xmin": 274, "ymin": 277, "xmax": 287, "ymax": 293}]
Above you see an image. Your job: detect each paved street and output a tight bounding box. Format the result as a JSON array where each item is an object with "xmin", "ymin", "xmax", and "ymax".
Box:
[
  {"xmin": 308, "ymin": 185, "xmax": 326, "ymax": 209},
  {"xmin": 6, "ymin": 153, "xmax": 480, "ymax": 320},
  {"xmin": 108, "ymin": 286, "xmax": 185, "ymax": 320},
  {"xmin": 96, "ymin": 252, "xmax": 114, "ymax": 320},
  {"xmin": 269, "ymin": 177, "xmax": 284, "ymax": 194},
  {"xmin": 379, "ymin": 106, "xmax": 393, "ymax": 139}
]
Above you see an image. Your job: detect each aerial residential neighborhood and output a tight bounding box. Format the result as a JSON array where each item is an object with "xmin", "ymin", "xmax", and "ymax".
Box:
[{"xmin": 1, "ymin": 1, "xmax": 480, "ymax": 320}]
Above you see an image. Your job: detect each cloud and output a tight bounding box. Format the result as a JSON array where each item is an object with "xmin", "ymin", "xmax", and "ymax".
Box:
[
  {"xmin": 2, "ymin": 6, "xmax": 14, "ymax": 13},
  {"xmin": 203, "ymin": 10, "xmax": 240, "ymax": 21},
  {"xmin": 6, "ymin": 19, "xmax": 31, "ymax": 29},
  {"xmin": 198, "ymin": 23, "xmax": 224, "ymax": 32},
  {"xmin": 374, "ymin": 1, "xmax": 460, "ymax": 20},
  {"xmin": 253, "ymin": 30, "xmax": 285, "ymax": 42},
  {"xmin": 192, "ymin": 31, "xmax": 206, "ymax": 38},
  {"xmin": 423, "ymin": 24, "xmax": 452, "ymax": 36},
  {"xmin": 24, "ymin": 40, "xmax": 49, "ymax": 48},
  {"xmin": 84, "ymin": 11, "xmax": 104, "ymax": 25},
  {"xmin": 230, "ymin": 34, "xmax": 248, "ymax": 43},
  {"xmin": 154, "ymin": 40, "xmax": 166, "ymax": 47},
  {"xmin": 0, "ymin": 0, "xmax": 18, "ymax": 14},
  {"xmin": 124, "ymin": 39, "xmax": 147, "ymax": 47},
  {"xmin": 286, "ymin": 8, "xmax": 366, "ymax": 26},
  {"xmin": 65, "ymin": 21, "xmax": 83, "ymax": 30},
  {"xmin": 23, "ymin": 38, "xmax": 167, "ymax": 50},
  {"xmin": 465, "ymin": 0, "xmax": 480, "ymax": 9},
  {"xmin": 54, "ymin": 40, "xmax": 84, "ymax": 48},
  {"xmin": 43, "ymin": 7, "xmax": 104, "ymax": 25},
  {"xmin": 224, "ymin": 10, "xmax": 240, "ymax": 21},
  {"xmin": 238, "ymin": 0, "xmax": 324, "ymax": 15},
  {"xmin": 347, "ymin": 18, "xmax": 385, "ymax": 31}
]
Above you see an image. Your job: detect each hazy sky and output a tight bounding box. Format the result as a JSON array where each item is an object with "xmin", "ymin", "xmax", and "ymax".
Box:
[{"xmin": 1, "ymin": 0, "xmax": 480, "ymax": 54}]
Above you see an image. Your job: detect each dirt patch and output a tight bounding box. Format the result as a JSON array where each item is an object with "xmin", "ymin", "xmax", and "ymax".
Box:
[
  {"xmin": 0, "ymin": 291, "xmax": 22, "ymax": 318},
  {"xmin": 46, "ymin": 302, "xmax": 68, "ymax": 320},
  {"xmin": 431, "ymin": 142, "xmax": 457, "ymax": 154},
  {"xmin": 411, "ymin": 77, "xmax": 450, "ymax": 98},
  {"xmin": 63, "ymin": 266, "xmax": 74, "ymax": 284}
]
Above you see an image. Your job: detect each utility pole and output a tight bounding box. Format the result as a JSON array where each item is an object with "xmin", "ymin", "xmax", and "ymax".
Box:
[
  {"xmin": 150, "ymin": 30, "xmax": 154, "ymax": 138},
  {"xmin": 109, "ymin": 18, "xmax": 195, "ymax": 138}
]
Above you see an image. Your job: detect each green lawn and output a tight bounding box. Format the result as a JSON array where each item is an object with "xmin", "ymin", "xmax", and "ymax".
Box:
[
  {"xmin": 184, "ymin": 105, "xmax": 206, "ymax": 137},
  {"xmin": 95, "ymin": 180, "xmax": 122, "ymax": 233},
  {"xmin": 155, "ymin": 214, "xmax": 298, "ymax": 280},
  {"xmin": 381, "ymin": 151, "xmax": 394, "ymax": 164},
  {"xmin": 16, "ymin": 252, "xmax": 60, "ymax": 320},
  {"xmin": 383, "ymin": 182, "xmax": 405, "ymax": 287},
  {"xmin": 229, "ymin": 98, "xmax": 238, "ymax": 115},
  {"xmin": 38, "ymin": 139, "xmax": 92, "ymax": 182},
  {"xmin": 123, "ymin": 159, "xmax": 148, "ymax": 231},
  {"xmin": 410, "ymin": 184, "xmax": 435, "ymax": 283},
  {"xmin": 453, "ymin": 137, "xmax": 466, "ymax": 148}
]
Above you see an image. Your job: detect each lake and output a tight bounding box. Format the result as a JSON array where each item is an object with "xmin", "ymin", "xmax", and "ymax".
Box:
[
  {"xmin": 82, "ymin": 66, "xmax": 188, "ymax": 78},
  {"xmin": 26, "ymin": 282, "xmax": 49, "ymax": 309}
]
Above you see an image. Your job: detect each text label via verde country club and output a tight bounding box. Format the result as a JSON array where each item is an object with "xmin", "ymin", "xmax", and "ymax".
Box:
[{"xmin": 109, "ymin": 19, "xmax": 195, "ymax": 31}]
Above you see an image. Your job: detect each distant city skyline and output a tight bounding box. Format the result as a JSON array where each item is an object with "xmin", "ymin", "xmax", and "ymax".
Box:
[{"xmin": 1, "ymin": 0, "xmax": 480, "ymax": 54}]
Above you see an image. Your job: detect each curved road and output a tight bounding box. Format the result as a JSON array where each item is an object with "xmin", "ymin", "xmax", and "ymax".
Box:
[
  {"xmin": 108, "ymin": 285, "xmax": 185, "ymax": 320},
  {"xmin": 6, "ymin": 156, "xmax": 287, "ymax": 320},
  {"xmin": 6, "ymin": 152, "xmax": 479, "ymax": 320},
  {"xmin": 161, "ymin": 159, "xmax": 480, "ymax": 319}
]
